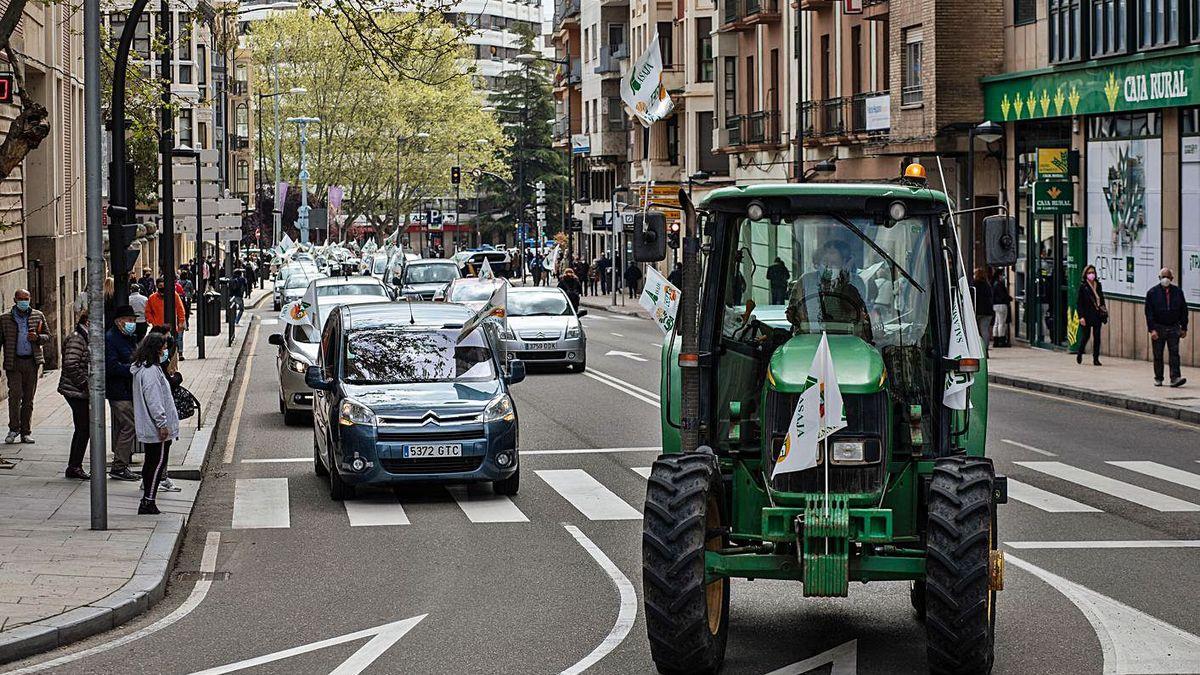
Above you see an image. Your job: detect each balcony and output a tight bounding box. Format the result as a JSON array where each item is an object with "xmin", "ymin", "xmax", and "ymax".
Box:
[
  {"xmin": 798, "ymin": 100, "xmax": 816, "ymax": 140},
  {"xmin": 719, "ymin": 111, "xmax": 784, "ymax": 151},
  {"xmin": 849, "ymin": 91, "xmax": 889, "ymax": 137},
  {"xmin": 820, "ymin": 97, "xmax": 846, "ymax": 137},
  {"xmin": 723, "ymin": 115, "xmax": 744, "ymax": 148},
  {"xmin": 555, "ymin": 59, "xmax": 582, "ymax": 89},
  {"xmin": 722, "ymin": 0, "xmax": 780, "ymax": 29},
  {"xmin": 553, "ymin": 116, "xmax": 571, "ymax": 143},
  {"xmin": 554, "ymin": 0, "xmax": 580, "ymax": 27},
  {"xmin": 596, "ymin": 48, "xmax": 627, "ymax": 76},
  {"xmin": 235, "ymin": 136, "xmax": 251, "ymax": 149},
  {"xmin": 230, "ymin": 81, "xmax": 247, "ymax": 96}
]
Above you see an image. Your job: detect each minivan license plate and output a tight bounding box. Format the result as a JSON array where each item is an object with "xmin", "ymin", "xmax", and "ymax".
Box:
[
  {"xmin": 402, "ymin": 444, "xmax": 463, "ymax": 458},
  {"xmin": 524, "ymin": 342, "xmax": 557, "ymax": 350}
]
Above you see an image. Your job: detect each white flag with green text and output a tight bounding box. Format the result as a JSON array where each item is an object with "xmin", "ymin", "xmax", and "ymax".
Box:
[{"xmin": 620, "ymin": 34, "xmax": 675, "ymax": 127}]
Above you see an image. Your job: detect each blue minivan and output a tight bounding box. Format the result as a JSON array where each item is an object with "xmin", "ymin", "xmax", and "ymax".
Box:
[{"xmin": 306, "ymin": 301, "xmax": 524, "ymax": 500}]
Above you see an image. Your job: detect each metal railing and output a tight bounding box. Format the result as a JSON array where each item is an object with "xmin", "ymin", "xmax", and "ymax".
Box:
[
  {"xmin": 745, "ymin": 0, "xmax": 779, "ymax": 16},
  {"xmin": 566, "ymin": 58, "xmax": 582, "ymax": 85},
  {"xmin": 850, "ymin": 91, "xmax": 889, "ymax": 134},
  {"xmin": 725, "ymin": 0, "xmax": 778, "ymax": 23},
  {"xmin": 745, "ymin": 110, "xmax": 780, "ymax": 144},
  {"xmin": 553, "ymin": 116, "xmax": 571, "ymax": 140},
  {"xmin": 819, "ymin": 98, "xmax": 845, "ymax": 136},
  {"xmin": 596, "ymin": 50, "xmax": 622, "ymax": 74},
  {"xmin": 553, "ymin": 0, "xmax": 580, "ymax": 26},
  {"xmin": 725, "ymin": 115, "xmax": 744, "ymax": 146},
  {"xmin": 799, "ymin": 101, "xmax": 816, "ymax": 140}
]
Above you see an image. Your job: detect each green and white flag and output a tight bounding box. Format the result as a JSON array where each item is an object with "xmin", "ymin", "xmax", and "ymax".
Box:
[
  {"xmin": 638, "ymin": 267, "xmax": 680, "ymax": 334},
  {"xmin": 620, "ymin": 33, "xmax": 675, "ymax": 127},
  {"xmin": 772, "ymin": 332, "xmax": 846, "ymax": 479}
]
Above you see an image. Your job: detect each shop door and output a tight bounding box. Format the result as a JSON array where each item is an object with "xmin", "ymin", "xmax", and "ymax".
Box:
[{"xmin": 1024, "ymin": 214, "xmax": 1070, "ymax": 348}]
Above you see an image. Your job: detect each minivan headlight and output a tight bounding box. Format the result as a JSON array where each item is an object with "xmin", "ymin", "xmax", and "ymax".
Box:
[
  {"xmin": 566, "ymin": 322, "xmax": 581, "ymax": 339},
  {"xmin": 339, "ymin": 399, "xmax": 376, "ymax": 426},
  {"xmin": 483, "ymin": 394, "xmax": 515, "ymax": 423},
  {"xmin": 288, "ymin": 354, "xmax": 309, "ymax": 373}
]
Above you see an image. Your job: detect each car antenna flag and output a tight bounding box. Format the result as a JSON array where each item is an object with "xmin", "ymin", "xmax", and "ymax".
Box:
[{"xmin": 456, "ymin": 283, "xmax": 507, "ymax": 343}]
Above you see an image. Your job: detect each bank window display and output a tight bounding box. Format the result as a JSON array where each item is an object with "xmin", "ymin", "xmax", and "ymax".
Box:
[
  {"xmin": 1182, "ymin": 107, "xmax": 1199, "ymax": 306},
  {"xmin": 1086, "ymin": 113, "xmax": 1163, "ymax": 299}
]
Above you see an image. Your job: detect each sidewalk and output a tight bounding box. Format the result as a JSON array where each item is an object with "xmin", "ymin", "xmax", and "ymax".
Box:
[
  {"xmin": 579, "ymin": 293, "xmax": 643, "ymax": 317},
  {"xmin": 987, "ymin": 344, "xmax": 1200, "ymax": 424},
  {"xmin": 0, "ymin": 288, "xmax": 269, "ymax": 664}
]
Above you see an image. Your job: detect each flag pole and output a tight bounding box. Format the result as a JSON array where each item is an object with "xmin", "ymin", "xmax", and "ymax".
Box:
[{"xmin": 823, "ymin": 436, "xmax": 830, "ymax": 517}]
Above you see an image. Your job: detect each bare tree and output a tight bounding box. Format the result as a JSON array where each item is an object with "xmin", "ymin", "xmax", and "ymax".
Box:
[{"xmin": 0, "ymin": 0, "xmax": 52, "ymax": 180}]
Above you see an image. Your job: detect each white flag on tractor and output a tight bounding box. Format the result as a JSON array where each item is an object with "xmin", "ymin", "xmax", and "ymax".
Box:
[
  {"xmin": 772, "ymin": 333, "xmax": 846, "ymax": 478},
  {"xmin": 620, "ymin": 33, "xmax": 675, "ymax": 127},
  {"xmin": 638, "ymin": 266, "xmax": 681, "ymax": 334}
]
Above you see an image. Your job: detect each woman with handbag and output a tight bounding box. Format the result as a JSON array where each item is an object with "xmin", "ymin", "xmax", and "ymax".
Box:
[
  {"xmin": 130, "ymin": 333, "xmax": 180, "ymax": 514},
  {"xmin": 1076, "ymin": 264, "xmax": 1107, "ymax": 366}
]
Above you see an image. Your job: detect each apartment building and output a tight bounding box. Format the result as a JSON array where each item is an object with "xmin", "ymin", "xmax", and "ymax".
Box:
[
  {"xmin": 982, "ymin": 0, "xmax": 1200, "ymax": 363},
  {"xmin": 552, "ymin": 0, "xmax": 584, "ymax": 244}
]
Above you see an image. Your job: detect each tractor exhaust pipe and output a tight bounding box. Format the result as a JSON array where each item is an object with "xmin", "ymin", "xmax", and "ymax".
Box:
[{"xmin": 678, "ymin": 188, "xmax": 701, "ymax": 454}]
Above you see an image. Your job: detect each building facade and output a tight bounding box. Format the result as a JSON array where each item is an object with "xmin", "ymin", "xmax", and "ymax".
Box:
[{"xmin": 983, "ymin": 0, "xmax": 1200, "ymax": 364}]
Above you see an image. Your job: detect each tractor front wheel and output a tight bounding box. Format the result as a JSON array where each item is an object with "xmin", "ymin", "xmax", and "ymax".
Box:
[
  {"xmin": 642, "ymin": 452, "xmax": 729, "ymax": 675},
  {"xmin": 924, "ymin": 456, "xmax": 997, "ymax": 675}
]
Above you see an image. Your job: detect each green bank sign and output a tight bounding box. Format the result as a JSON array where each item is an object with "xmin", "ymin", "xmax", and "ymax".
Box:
[
  {"xmin": 982, "ymin": 49, "xmax": 1199, "ymax": 121},
  {"xmin": 1033, "ymin": 180, "xmax": 1073, "ymax": 215}
]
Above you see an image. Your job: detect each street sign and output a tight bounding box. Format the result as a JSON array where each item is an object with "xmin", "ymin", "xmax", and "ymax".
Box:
[
  {"xmin": 1037, "ymin": 148, "xmax": 1070, "ymax": 179},
  {"xmin": 571, "ymin": 134, "xmax": 590, "ymax": 155},
  {"xmin": 1033, "ymin": 180, "xmax": 1073, "ymax": 215},
  {"xmin": 844, "ymin": 0, "xmax": 863, "ymax": 13},
  {"xmin": 0, "ymin": 74, "xmax": 15, "ymax": 104}
]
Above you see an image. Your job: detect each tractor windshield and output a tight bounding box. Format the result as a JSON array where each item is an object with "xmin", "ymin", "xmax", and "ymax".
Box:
[{"xmin": 724, "ymin": 215, "xmax": 935, "ymax": 349}]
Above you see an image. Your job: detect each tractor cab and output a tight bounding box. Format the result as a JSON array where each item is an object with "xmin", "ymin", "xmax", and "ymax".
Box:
[{"xmin": 635, "ymin": 173, "xmax": 1015, "ymax": 675}]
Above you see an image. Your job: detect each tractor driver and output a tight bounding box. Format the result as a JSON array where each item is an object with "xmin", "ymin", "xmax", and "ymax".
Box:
[{"xmin": 786, "ymin": 239, "xmax": 873, "ymax": 341}]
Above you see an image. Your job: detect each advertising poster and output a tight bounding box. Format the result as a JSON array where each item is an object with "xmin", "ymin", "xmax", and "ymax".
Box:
[
  {"xmin": 1182, "ymin": 137, "xmax": 1200, "ymax": 305},
  {"xmin": 1085, "ymin": 138, "xmax": 1162, "ymax": 298}
]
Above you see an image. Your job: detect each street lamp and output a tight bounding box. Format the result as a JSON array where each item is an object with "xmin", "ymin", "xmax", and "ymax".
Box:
[
  {"xmin": 257, "ymin": 86, "xmax": 306, "ymax": 246},
  {"xmin": 172, "ymin": 145, "xmax": 205, "ymax": 359},
  {"xmin": 965, "ymin": 120, "xmax": 1006, "ymax": 273},
  {"xmin": 287, "ymin": 116, "xmax": 321, "ymax": 244}
]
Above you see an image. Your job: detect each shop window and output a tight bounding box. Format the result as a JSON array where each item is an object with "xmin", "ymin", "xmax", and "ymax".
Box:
[
  {"xmin": 1090, "ymin": 0, "xmax": 1128, "ymax": 57},
  {"xmin": 1139, "ymin": 0, "xmax": 1179, "ymax": 47},
  {"xmin": 1182, "ymin": 107, "xmax": 1199, "ymax": 307},
  {"xmin": 1014, "ymin": 0, "xmax": 1037, "ymax": 24},
  {"xmin": 697, "ymin": 18, "xmax": 713, "ymax": 83},
  {"xmin": 1049, "ymin": 0, "xmax": 1082, "ymax": 62},
  {"xmin": 1087, "ymin": 112, "xmax": 1162, "ymax": 139},
  {"xmin": 1184, "ymin": 107, "xmax": 1200, "ymax": 135},
  {"xmin": 901, "ymin": 26, "xmax": 923, "ymax": 105}
]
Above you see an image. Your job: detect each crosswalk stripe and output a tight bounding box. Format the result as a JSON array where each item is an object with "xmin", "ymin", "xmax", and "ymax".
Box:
[
  {"xmin": 1015, "ymin": 461, "xmax": 1200, "ymax": 512},
  {"xmin": 232, "ymin": 478, "xmax": 290, "ymax": 529},
  {"xmin": 344, "ymin": 498, "xmax": 410, "ymax": 526},
  {"xmin": 631, "ymin": 467, "xmax": 651, "ymax": 478},
  {"xmin": 535, "ymin": 469, "xmax": 642, "ymax": 520},
  {"xmin": 1107, "ymin": 461, "xmax": 1200, "ymax": 491},
  {"xmin": 447, "ymin": 487, "xmax": 529, "ymax": 523},
  {"xmin": 1007, "ymin": 479, "xmax": 1101, "ymax": 513}
]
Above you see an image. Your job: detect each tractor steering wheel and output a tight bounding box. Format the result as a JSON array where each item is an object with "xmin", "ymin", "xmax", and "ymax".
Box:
[{"xmin": 791, "ymin": 289, "xmax": 874, "ymax": 342}]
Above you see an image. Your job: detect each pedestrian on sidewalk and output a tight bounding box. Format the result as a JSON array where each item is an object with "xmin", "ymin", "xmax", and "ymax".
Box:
[
  {"xmin": 971, "ymin": 268, "xmax": 995, "ymax": 351},
  {"xmin": 991, "ymin": 268, "xmax": 1012, "ymax": 347},
  {"xmin": 229, "ymin": 269, "xmax": 248, "ymax": 324},
  {"xmin": 105, "ymin": 306, "xmax": 141, "ymax": 481},
  {"xmin": 558, "ymin": 268, "xmax": 582, "ymax": 311},
  {"xmin": 667, "ymin": 262, "xmax": 683, "ymax": 289},
  {"xmin": 146, "ymin": 277, "xmax": 187, "ymax": 353},
  {"xmin": 103, "ymin": 276, "xmax": 116, "ymax": 326},
  {"xmin": 624, "ymin": 262, "xmax": 642, "ymax": 299},
  {"xmin": 1, "ymin": 289, "xmax": 51, "ymax": 446},
  {"xmin": 1075, "ymin": 264, "xmax": 1107, "ymax": 366},
  {"xmin": 1145, "ymin": 267, "xmax": 1188, "ymax": 387},
  {"xmin": 588, "ymin": 259, "xmax": 601, "ymax": 296},
  {"xmin": 128, "ymin": 285, "xmax": 149, "ymax": 340},
  {"xmin": 137, "ymin": 268, "xmax": 156, "ymax": 297},
  {"xmin": 57, "ymin": 309, "xmax": 92, "ymax": 479},
  {"xmin": 130, "ymin": 332, "xmax": 180, "ymax": 515}
]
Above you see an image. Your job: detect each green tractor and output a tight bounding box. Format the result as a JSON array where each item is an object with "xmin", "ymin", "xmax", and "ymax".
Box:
[{"xmin": 633, "ymin": 171, "xmax": 1015, "ymax": 674}]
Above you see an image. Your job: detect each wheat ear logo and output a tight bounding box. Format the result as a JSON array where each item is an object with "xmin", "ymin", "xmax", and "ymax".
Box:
[{"xmin": 1104, "ymin": 72, "xmax": 1121, "ymax": 110}]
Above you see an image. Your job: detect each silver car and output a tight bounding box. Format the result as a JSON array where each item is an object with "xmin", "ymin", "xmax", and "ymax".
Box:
[
  {"xmin": 277, "ymin": 269, "xmax": 325, "ymax": 311},
  {"xmin": 501, "ymin": 287, "xmax": 587, "ymax": 372}
]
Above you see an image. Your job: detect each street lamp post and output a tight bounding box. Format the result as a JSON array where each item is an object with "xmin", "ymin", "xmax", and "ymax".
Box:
[
  {"xmin": 257, "ymin": 87, "xmax": 305, "ymax": 246},
  {"xmin": 288, "ymin": 116, "xmax": 321, "ymax": 245},
  {"xmin": 965, "ymin": 120, "xmax": 1005, "ymax": 274},
  {"xmin": 172, "ymin": 146, "xmax": 204, "ymax": 359},
  {"xmin": 611, "ymin": 184, "xmax": 626, "ymax": 307}
]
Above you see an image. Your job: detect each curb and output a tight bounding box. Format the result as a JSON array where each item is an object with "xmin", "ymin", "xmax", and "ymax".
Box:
[
  {"xmin": 988, "ymin": 372, "xmax": 1200, "ymax": 426},
  {"xmin": 579, "ymin": 297, "xmax": 643, "ymax": 318}
]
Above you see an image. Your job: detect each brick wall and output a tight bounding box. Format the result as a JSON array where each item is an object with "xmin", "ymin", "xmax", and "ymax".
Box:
[{"xmin": 934, "ymin": 0, "xmax": 1004, "ymax": 127}]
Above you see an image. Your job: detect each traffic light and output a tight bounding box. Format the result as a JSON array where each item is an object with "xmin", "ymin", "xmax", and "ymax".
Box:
[
  {"xmin": 106, "ymin": 204, "xmax": 141, "ymax": 277},
  {"xmin": 667, "ymin": 221, "xmax": 681, "ymax": 249},
  {"xmin": 451, "ymin": 166, "xmax": 461, "ymax": 185}
]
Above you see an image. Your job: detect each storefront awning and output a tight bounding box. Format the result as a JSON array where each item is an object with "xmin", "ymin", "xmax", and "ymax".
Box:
[{"xmin": 982, "ymin": 47, "xmax": 1199, "ymax": 122}]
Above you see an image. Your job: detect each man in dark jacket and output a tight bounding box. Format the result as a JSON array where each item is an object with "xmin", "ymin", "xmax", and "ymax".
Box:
[
  {"xmin": 667, "ymin": 262, "xmax": 683, "ymax": 289},
  {"xmin": 0, "ymin": 289, "xmax": 51, "ymax": 448},
  {"xmin": 57, "ymin": 310, "xmax": 91, "ymax": 479},
  {"xmin": 766, "ymin": 258, "xmax": 789, "ymax": 305},
  {"xmin": 1145, "ymin": 267, "xmax": 1188, "ymax": 387},
  {"xmin": 105, "ymin": 306, "xmax": 141, "ymax": 480},
  {"xmin": 624, "ymin": 262, "xmax": 643, "ymax": 299}
]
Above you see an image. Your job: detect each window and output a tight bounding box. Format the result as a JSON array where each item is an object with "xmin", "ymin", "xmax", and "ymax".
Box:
[
  {"xmin": 1015, "ymin": 0, "xmax": 1037, "ymax": 24},
  {"xmin": 850, "ymin": 26, "xmax": 863, "ymax": 95},
  {"xmin": 606, "ymin": 97, "xmax": 624, "ymax": 130},
  {"xmin": 235, "ymin": 64, "xmax": 248, "ymax": 94},
  {"xmin": 723, "ymin": 56, "xmax": 737, "ymax": 123},
  {"xmin": 197, "ymin": 121, "xmax": 208, "ymax": 149},
  {"xmin": 901, "ymin": 26, "xmax": 923, "ymax": 104},
  {"xmin": 697, "ymin": 112, "xmax": 727, "ymax": 175},
  {"xmin": 697, "ymin": 18, "xmax": 714, "ymax": 82},
  {"xmin": 235, "ymin": 103, "xmax": 249, "ymax": 139},
  {"xmin": 820, "ymin": 34, "xmax": 831, "ymax": 99},
  {"xmin": 197, "ymin": 45, "xmax": 207, "ymax": 86},
  {"xmin": 177, "ymin": 109, "xmax": 193, "ymax": 147},
  {"xmin": 1049, "ymin": 0, "xmax": 1082, "ymax": 62},
  {"xmin": 236, "ymin": 160, "xmax": 250, "ymax": 196},
  {"xmin": 1139, "ymin": 0, "xmax": 1179, "ymax": 47},
  {"xmin": 1192, "ymin": 0, "xmax": 1199, "ymax": 40},
  {"xmin": 1087, "ymin": 112, "xmax": 1161, "ymax": 139},
  {"xmin": 608, "ymin": 23, "xmax": 626, "ymax": 56},
  {"xmin": 1091, "ymin": 0, "xmax": 1129, "ymax": 56},
  {"xmin": 665, "ymin": 116, "xmax": 679, "ymax": 165},
  {"xmin": 658, "ymin": 21, "xmax": 674, "ymax": 67},
  {"xmin": 881, "ymin": 19, "xmax": 890, "ymax": 89},
  {"xmin": 746, "ymin": 55, "xmax": 755, "ymax": 110},
  {"xmin": 1185, "ymin": 107, "xmax": 1200, "ymax": 135}
]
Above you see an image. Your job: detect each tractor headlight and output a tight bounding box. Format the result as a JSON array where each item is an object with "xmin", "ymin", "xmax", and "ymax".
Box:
[
  {"xmin": 831, "ymin": 441, "xmax": 866, "ymax": 464},
  {"xmin": 339, "ymin": 399, "xmax": 376, "ymax": 427},
  {"xmin": 483, "ymin": 394, "xmax": 515, "ymax": 423},
  {"xmin": 288, "ymin": 354, "xmax": 309, "ymax": 373}
]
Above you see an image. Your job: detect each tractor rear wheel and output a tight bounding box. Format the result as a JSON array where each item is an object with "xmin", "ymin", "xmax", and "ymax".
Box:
[
  {"xmin": 924, "ymin": 456, "xmax": 997, "ymax": 675},
  {"xmin": 642, "ymin": 452, "xmax": 729, "ymax": 675}
]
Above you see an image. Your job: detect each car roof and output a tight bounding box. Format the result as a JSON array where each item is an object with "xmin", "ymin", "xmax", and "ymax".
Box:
[
  {"xmin": 341, "ymin": 301, "xmax": 472, "ymax": 330},
  {"xmin": 408, "ymin": 258, "xmax": 457, "ymax": 266},
  {"xmin": 312, "ymin": 275, "xmax": 384, "ymax": 287},
  {"xmin": 508, "ymin": 285, "xmax": 565, "ymax": 294}
]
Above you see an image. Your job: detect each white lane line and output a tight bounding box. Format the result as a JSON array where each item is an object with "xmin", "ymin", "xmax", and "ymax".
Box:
[
  {"xmin": 241, "ymin": 457, "xmax": 308, "ymax": 463},
  {"xmin": 536, "ymin": 469, "xmax": 642, "ymax": 520},
  {"xmin": 261, "ymin": 318, "xmax": 279, "ymax": 326},
  {"xmin": 2, "ymin": 532, "xmax": 222, "ymax": 675},
  {"xmin": 610, "ymin": 332, "xmax": 625, "ymax": 337},
  {"xmin": 232, "ymin": 478, "xmax": 291, "ymax": 529},
  {"xmin": 1007, "ymin": 553, "xmax": 1200, "ymax": 673},
  {"xmin": 1001, "ymin": 439, "xmax": 1058, "ymax": 457},
  {"xmin": 764, "ymin": 640, "xmax": 858, "ymax": 675},
  {"xmin": 223, "ymin": 322, "xmax": 260, "ymax": 463},
  {"xmin": 584, "ymin": 372, "xmax": 660, "ymax": 408},
  {"xmin": 631, "ymin": 467, "xmax": 651, "ymax": 478},
  {"xmin": 1014, "ymin": 461, "xmax": 1200, "ymax": 512},
  {"xmin": 1007, "ymin": 539, "xmax": 1200, "ymax": 549},
  {"xmin": 1006, "ymin": 479, "xmax": 1101, "ymax": 513},
  {"xmin": 560, "ymin": 525, "xmax": 637, "ymax": 675},
  {"xmin": 588, "ymin": 367, "xmax": 661, "ymax": 400},
  {"xmin": 344, "ymin": 497, "xmax": 410, "ymax": 526},
  {"xmin": 523, "ymin": 447, "xmax": 660, "ymax": 456},
  {"xmin": 447, "ymin": 486, "xmax": 529, "ymax": 523},
  {"xmin": 1108, "ymin": 461, "xmax": 1200, "ymax": 491}
]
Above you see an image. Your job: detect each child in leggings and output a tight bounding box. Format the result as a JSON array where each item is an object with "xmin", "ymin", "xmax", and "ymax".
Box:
[{"xmin": 130, "ymin": 332, "xmax": 181, "ymax": 514}]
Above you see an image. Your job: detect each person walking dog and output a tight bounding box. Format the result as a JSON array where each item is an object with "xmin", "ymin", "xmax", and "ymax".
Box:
[
  {"xmin": 58, "ymin": 310, "xmax": 93, "ymax": 479},
  {"xmin": 130, "ymin": 332, "xmax": 181, "ymax": 514},
  {"xmin": 1, "ymin": 289, "xmax": 51, "ymax": 446}
]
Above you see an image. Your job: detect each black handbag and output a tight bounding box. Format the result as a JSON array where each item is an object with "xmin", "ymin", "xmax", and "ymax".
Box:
[{"xmin": 172, "ymin": 384, "xmax": 200, "ymax": 420}]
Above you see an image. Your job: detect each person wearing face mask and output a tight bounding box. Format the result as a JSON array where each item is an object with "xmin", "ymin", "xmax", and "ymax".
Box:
[
  {"xmin": 1075, "ymin": 264, "xmax": 1107, "ymax": 366},
  {"xmin": 104, "ymin": 306, "xmax": 142, "ymax": 481},
  {"xmin": 130, "ymin": 332, "xmax": 180, "ymax": 514},
  {"xmin": 0, "ymin": 289, "xmax": 51, "ymax": 448},
  {"xmin": 1145, "ymin": 267, "xmax": 1188, "ymax": 387},
  {"xmin": 788, "ymin": 240, "xmax": 870, "ymax": 340}
]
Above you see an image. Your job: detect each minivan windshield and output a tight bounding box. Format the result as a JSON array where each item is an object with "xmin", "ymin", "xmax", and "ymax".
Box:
[
  {"xmin": 405, "ymin": 263, "xmax": 459, "ymax": 284},
  {"xmin": 315, "ymin": 283, "xmax": 386, "ymax": 297},
  {"xmin": 508, "ymin": 291, "xmax": 571, "ymax": 317},
  {"xmin": 342, "ymin": 329, "xmax": 495, "ymax": 383},
  {"xmin": 450, "ymin": 282, "xmax": 503, "ymax": 303}
]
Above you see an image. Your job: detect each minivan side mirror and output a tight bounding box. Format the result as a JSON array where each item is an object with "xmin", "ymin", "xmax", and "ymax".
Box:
[
  {"xmin": 983, "ymin": 215, "xmax": 1018, "ymax": 267},
  {"xmin": 305, "ymin": 365, "xmax": 334, "ymax": 391},
  {"xmin": 632, "ymin": 211, "xmax": 667, "ymax": 263},
  {"xmin": 504, "ymin": 359, "xmax": 526, "ymax": 385},
  {"xmin": 268, "ymin": 333, "xmax": 284, "ymax": 346},
  {"xmin": 577, "ymin": 308, "xmax": 588, "ymax": 317}
]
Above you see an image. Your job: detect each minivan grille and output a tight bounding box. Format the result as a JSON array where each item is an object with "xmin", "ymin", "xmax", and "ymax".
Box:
[
  {"xmin": 380, "ymin": 456, "xmax": 485, "ymax": 474},
  {"xmin": 377, "ymin": 428, "xmax": 483, "ymax": 443}
]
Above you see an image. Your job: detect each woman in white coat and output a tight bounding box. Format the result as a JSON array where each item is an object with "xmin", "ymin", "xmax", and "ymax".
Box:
[{"xmin": 131, "ymin": 332, "xmax": 180, "ymax": 515}]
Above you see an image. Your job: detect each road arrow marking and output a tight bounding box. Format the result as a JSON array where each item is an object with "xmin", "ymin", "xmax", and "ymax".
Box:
[
  {"xmin": 605, "ymin": 350, "xmax": 647, "ymax": 362},
  {"xmin": 1008, "ymin": 554, "xmax": 1200, "ymax": 673},
  {"xmin": 763, "ymin": 639, "xmax": 857, "ymax": 674},
  {"xmin": 188, "ymin": 614, "xmax": 427, "ymax": 675}
]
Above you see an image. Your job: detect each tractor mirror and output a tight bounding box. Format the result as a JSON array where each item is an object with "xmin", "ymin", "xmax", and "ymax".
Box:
[
  {"xmin": 632, "ymin": 211, "xmax": 667, "ymax": 263},
  {"xmin": 983, "ymin": 215, "xmax": 1018, "ymax": 267}
]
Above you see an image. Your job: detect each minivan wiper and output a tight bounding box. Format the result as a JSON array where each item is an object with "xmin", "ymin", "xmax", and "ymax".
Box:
[{"xmin": 829, "ymin": 213, "xmax": 924, "ymax": 292}]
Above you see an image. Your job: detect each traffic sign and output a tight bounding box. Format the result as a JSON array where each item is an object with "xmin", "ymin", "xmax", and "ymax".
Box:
[{"xmin": 0, "ymin": 74, "xmax": 14, "ymax": 105}]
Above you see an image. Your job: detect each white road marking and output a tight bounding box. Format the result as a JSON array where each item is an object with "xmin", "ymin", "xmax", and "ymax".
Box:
[
  {"xmin": 447, "ymin": 486, "xmax": 529, "ymax": 523},
  {"xmin": 1007, "ymin": 554, "xmax": 1200, "ymax": 674},
  {"xmin": 584, "ymin": 372, "xmax": 660, "ymax": 408},
  {"xmin": 1014, "ymin": 461, "xmax": 1200, "ymax": 512},
  {"xmin": 764, "ymin": 640, "xmax": 858, "ymax": 675},
  {"xmin": 344, "ymin": 497, "xmax": 411, "ymax": 526},
  {"xmin": 560, "ymin": 525, "xmax": 637, "ymax": 675},
  {"xmin": 610, "ymin": 332, "xmax": 624, "ymax": 337},
  {"xmin": 605, "ymin": 349, "xmax": 647, "ymax": 362},
  {"xmin": 1001, "ymin": 438, "xmax": 1058, "ymax": 457},
  {"xmin": 1, "ymin": 532, "xmax": 223, "ymax": 675},
  {"xmin": 536, "ymin": 469, "xmax": 642, "ymax": 520},
  {"xmin": 241, "ymin": 457, "xmax": 309, "ymax": 463},
  {"xmin": 223, "ymin": 322, "xmax": 260, "ymax": 463},
  {"xmin": 631, "ymin": 467, "xmax": 652, "ymax": 478},
  {"xmin": 1007, "ymin": 540, "xmax": 1200, "ymax": 549},
  {"xmin": 522, "ymin": 447, "xmax": 660, "ymax": 456},
  {"xmin": 588, "ymin": 367, "xmax": 661, "ymax": 400},
  {"xmin": 1007, "ymin": 479, "xmax": 1101, "ymax": 513},
  {"xmin": 232, "ymin": 478, "xmax": 291, "ymax": 529},
  {"xmin": 188, "ymin": 615, "xmax": 427, "ymax": 675},
  {"xmin": 261, "ymin": 318, "xmax": 279, "ymax": 326},
  {"xmin": 1108, "ymin": 461, "xmax": 1200, "ymax": 491}
]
